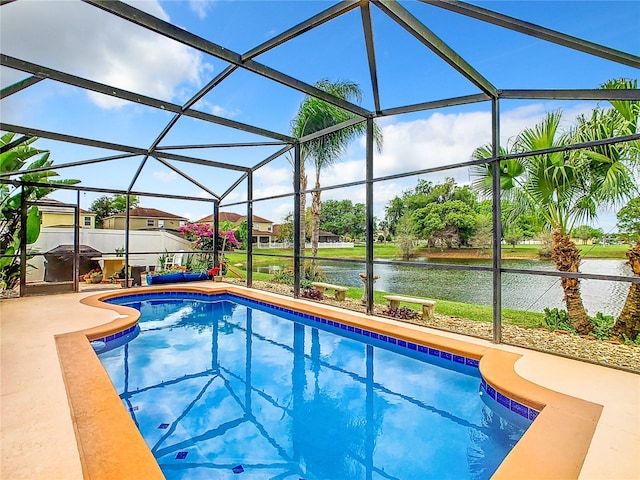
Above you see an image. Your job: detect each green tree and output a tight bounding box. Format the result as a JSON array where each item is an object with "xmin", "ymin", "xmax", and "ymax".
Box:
[
  {"xmin": 577, "ymin": 78, "xmax": 639, "ymax": 340},
  {"xmin": 472, "ymin": 109, "xmax": 635, "ymax": 334},
  {"xmin": 471, "ymin": 214, "xmax": 493, "ymax": 253},
  {"xmin": 291, "ymin": 79, "xmax": 382, "ymax": 260},
  {"xmin": 234, "ymin": 220, "xmax": 248, "ymax": 250},
  {"xmin": 384, "ymin": 196, "xmax": 405, "ymax": 236},
  {"xmin": 411, "ymin": 200, "xmax": 476, "ymax": 248},
  {"xmin": 319, "ymin": 199, "xmax": 366, "ymax": 239},
  {"xmin": 89, "ymin": 194, "xmax": 139, "ymax": 228},
  {"xmin": 503, "ymin": 227, "xmax": 524, "ymax": 250},
  {"xmin": 0, "ymin": 134, "xmax": 79, "ymax": 290},
  {"xmin": 572, "ymin": 225, "xmax": 604, "ymax": 245},
  {"xmin": 617, "ymin": 197, "xmax": 640, "ymax": 242}
]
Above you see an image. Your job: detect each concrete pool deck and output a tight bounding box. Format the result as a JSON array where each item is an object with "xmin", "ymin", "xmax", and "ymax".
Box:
[{"xmin": 1, "ymin": 285, "xmax": 639, "ymax": 479}]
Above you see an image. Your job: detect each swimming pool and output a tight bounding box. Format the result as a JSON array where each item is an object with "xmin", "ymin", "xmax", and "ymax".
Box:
[{"xmin": 98, "ymin": 291, "xmax": 532, "ymax": 480}]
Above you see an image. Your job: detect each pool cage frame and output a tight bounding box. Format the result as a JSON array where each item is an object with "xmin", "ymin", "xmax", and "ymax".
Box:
[{"xmin": 1, "ymin": 0, "xmax": 639, "ymax": 344}]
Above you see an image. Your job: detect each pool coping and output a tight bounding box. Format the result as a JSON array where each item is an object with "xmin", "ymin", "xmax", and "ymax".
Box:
[{"xmin": 56, "ymin": 284, "xmax": 603, "ymax": 480}]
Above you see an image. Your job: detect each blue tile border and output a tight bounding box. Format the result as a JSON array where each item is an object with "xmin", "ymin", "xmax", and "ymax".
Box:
[
  {"xmin": 479, "ymin": 378, "xmax": 540, "ymax": 421},
  {"xmin": 103, "ymin": 289, "xmax": 539, "ymax": 422},
  {"xmin": 92, "ymin": 325, "xmax": 137, "ymax": 345}
]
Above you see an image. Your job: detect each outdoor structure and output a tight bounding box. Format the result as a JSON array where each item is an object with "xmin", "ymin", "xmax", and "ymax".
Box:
[
  {"xmin": 1, "ymin": 0, "xmax": 638, "ymax": 346},
  {"xmin": 103, "ymin": 207, "xmax": 187, "ymax": 232}
]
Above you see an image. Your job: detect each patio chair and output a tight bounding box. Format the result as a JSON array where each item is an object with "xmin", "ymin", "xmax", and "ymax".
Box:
[{"xmin": 164, "ymin": 251, "xmax": 184, "ymax": 269}]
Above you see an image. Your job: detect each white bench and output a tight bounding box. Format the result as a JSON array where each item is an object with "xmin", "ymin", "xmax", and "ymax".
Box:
[
  {"xmin": 311, "ymin": 282, "xmax": 348, "ymax": 301},
  {"xmin": 383, "ymin": 295, "xmax": 436, "ymax": 321}
]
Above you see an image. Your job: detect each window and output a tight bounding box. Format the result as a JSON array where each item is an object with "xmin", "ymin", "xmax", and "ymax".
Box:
[
  {"xmin": 84, "ymin": 216, "xmax": 91, "ymax": 226},
  {"xmin": 147, "ymin": 219, "xmax": 155, "ymax": 227}
]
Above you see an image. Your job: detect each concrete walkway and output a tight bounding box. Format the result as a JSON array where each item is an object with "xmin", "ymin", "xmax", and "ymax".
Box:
[{"xmin": 1, "ymin": 290, "xmax": 639, "ymax": 479}]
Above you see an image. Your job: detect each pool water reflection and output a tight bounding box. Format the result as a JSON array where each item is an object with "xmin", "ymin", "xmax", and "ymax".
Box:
[{"xmin": 99, "ymin": 294, "xmax": 530, "ymax": 480}]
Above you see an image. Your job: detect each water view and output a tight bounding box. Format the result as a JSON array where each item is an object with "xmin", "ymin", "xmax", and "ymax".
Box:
[{"xmin": 253, "ymin": 258, "xmax": 631, "ymax": 317}]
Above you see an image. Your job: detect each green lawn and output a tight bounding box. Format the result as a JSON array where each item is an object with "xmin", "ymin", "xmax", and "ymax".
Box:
[
  {"xmin": 222, "ymin": 265, "xmax": 546, "ymax": 328},
  {"xmin": 228, "ymin": 242, "xmax": 629, "ymax": 262},
  {"xmin": 221, "ymin": 240, "xmax": 627, "ymax": 329}
]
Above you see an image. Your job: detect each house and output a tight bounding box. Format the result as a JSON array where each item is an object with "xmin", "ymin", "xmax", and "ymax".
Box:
[
  {"xmin": 318, "ymin": 230, "xmax": 340, "ymax": 243},
  {"xmin": 196, "ymin": 212, "xmax": 277, "ymax": 246},
  {"xmin": 104, "ymin": 207, "xmax": 188, "ymax": 232},
  {"xmin": 36, "ymin": 199, "xmax": 96, "ymax": 228}
]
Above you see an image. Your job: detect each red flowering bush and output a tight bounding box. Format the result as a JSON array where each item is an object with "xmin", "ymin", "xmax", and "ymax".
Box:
[{"xmin": 179, "ymin": 223, "xmax": 241, "ymax": 252}]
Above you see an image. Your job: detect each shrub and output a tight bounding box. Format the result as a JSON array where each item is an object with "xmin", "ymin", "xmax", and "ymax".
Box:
[
  {"xmin": 271, "ymin": 269, "xmax": 294, "ymax": 285},
  {"xmin": 301, "ymin": 288, "xmax": 323, "ymax": 301},
  {"xmin": 589, "ymin": 312, "xmax": 615, "ymax": 340},
  {"xmin": 543, "ymin": 307, "xmax": 575, "ymax": 333},
  {"xmin": 382, "ymin": 307, "xmax": 420, "ymax": 321}
]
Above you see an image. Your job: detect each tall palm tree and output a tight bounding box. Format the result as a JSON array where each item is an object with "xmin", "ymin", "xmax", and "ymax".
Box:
[
  {"xmin": 472, "ymin": 110, "xmax": 635, "ymax": 334},
  {"xmin": 593, "ymin": 78, "xmax": 640, "ymax": 339},
  {"xmin": 290, "ymin": 79, "xmax": 382, "ymax": 260}
]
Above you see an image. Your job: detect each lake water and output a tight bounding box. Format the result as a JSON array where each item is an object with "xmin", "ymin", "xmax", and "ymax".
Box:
[{"xmin": 253, "ymin": 258, "xmax": 631, "ymax": 316}]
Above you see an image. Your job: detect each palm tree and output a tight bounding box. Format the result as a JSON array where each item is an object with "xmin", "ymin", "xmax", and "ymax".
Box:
[
  {"xmin": 472, "ymin": 110, "xmax": 635, "ymax": 334},
  {"xmin": 290, "ymin": 79, "xmax": 382, "ymax": 260},
  {"xmin": 594, "ymin": 78, "xmax": 640, "ymax": 339}
]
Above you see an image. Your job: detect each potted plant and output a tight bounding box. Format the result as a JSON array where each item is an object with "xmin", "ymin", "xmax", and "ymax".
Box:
[
  {"xmin": 89, "ymin": 271, "xmax": 103, "ymax": 284},
  {"xmin": 208, "ymin": 266, "xmax": 222, "ymax": 282}
]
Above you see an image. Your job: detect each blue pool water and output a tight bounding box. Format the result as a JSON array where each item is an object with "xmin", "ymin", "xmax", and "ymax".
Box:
[{"xmin": 98, "ymin": 293, "xmax": 532, "ymax": 480}]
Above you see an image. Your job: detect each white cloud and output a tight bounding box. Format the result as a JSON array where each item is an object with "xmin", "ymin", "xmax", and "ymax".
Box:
[
  {"xmin": 152, "ymin": 170, "xmax": 178, "ymax": 183},
  {"xmin": 1, "ymin": 0, "xmax": 209, "ymax": 109},
  {"xmin": 255, "ymin": 164, "xmax": 292, "ymax": 188},
  {"xmin": 365, "ymin": 102, "xmax": 597, "ymax": 180},
  {"xmin": 188, "ymin": 0, "xmax": 215, "ymax": 20}
]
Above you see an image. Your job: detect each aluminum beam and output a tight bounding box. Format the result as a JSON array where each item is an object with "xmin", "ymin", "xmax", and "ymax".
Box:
[
  {"xmin": 373, "ymin": 0, "xmax": 497, "ymax": 97},
  {"xmin": 0, "ymin": 152, "xmax": 136, "ymax": 178},
  {"xmin": 252, "ymin": 145, "xmax": 294, "ymax": 172},
  {"xmin": 361, "ymin": 2, "xmax": 382, "ymax": 113},
  {"xmin": 221, "ymin": 173, "xmax": 248, "ymax": 201},
  {"xmin": 242, "ymin": 0, "xmax": 360, "ymax": 60},
  {"xmin": 0, "ymin": 135, "xmax": 32, "ymax": 154},
  {"xmin": 158, "ymin": 142, "xmax": 287, "ymax": 150},
  {"xmin": 421, "ymin": 0, "xmax": 640, "ymax": 69},
  {"xmin": 379, "ymin": 92, "xmax": 489, "ymax": 116},
  {"xmin": 152, "ymin": 156, "xmax": 220, "ymax": 200},
  {"xmin": 499, "ymin": 89, "xmax": 640, "ymax": 101},
  {"xmin": 0, "ymin": 123, "xmax": 251, "ymax": 172},
  {"xmin": 0, "ymin": 75, "xmax": 43, "ymax": 99},
  {"xmin": 491, "ymin": 98, "xmax": 502, "ymax": 344},
  {"xmin": 298, "ymin": 116, "xmax": 365, "ymax": 143},
  {"xmin": 0, "ymin": 55, "xmax": 292, "ymax": 143},
  {"xmin": 83, "ymin": 0, "xmax": 372, "ymax": 118},
  {"xmin": 0, "ymin": 178, "xmax": 216, "ymax": 202}
]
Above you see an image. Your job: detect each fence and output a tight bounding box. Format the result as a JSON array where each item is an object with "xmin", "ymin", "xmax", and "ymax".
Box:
[{"xmin": 253, "ymin": 241, "xmax": 355, "ymax": 249}]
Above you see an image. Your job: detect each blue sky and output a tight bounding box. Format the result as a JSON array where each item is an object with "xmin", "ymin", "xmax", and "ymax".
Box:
[{"xmin": 1, "ymin": 0, "xmax": 638, "ymax": 232}]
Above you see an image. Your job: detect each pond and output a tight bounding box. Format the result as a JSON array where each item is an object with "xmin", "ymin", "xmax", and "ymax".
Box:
[{"xmin": 252, "ymin": 257, "xmax": 631, "ymax": 317}]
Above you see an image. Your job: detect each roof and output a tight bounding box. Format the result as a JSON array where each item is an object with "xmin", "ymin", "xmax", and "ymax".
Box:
[
  {"xmin": 105, "ymin": 208, "xmax": 187, "ymax": 221},
  {"xmin": 34, "ymin": 198, "xmax": 93, "ymax": 215},
  {"xmin": 196, "ymin": 212, "xmax": 273, "ymax": 225}
]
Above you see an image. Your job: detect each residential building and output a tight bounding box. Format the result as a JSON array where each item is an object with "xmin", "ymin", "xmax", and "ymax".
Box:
[
  {"xmin": 104, "ymin": 207, "xmax": 187, "ymax": 232},
  {"xmin": 196, "ymin": 212, "xmax": 276, "ymax": 245},
  {"xmin": 36, "ymin": 199, "xmax": 96, "ymax": 228}
]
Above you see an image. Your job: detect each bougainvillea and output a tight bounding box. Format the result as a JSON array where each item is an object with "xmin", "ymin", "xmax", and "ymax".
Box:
[{"xmin": 179, "ymin": 223, "xmax": 241, "ymax": 252}]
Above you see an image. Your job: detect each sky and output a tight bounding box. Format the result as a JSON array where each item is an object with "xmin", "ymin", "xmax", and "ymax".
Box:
[{"xmin": 1, "ymin": 0, "xmax": 639, "ymax": 233}]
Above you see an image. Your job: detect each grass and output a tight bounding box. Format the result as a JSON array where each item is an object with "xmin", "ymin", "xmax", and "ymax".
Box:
[
  {"xmin": 222, "ymin": 265, "xmax": 547, "ymax": 329},
  {"xmin": 228, "ymin": 242, "xmax": 629, "ymax": 262},
  {"xmin": 221, "ymin": 240, "xmax": 625, "ymax": 329}
]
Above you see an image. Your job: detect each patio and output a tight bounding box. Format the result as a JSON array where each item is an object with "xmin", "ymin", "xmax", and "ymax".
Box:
[{"xmin": 1, "ymin": 288, "xmax": 638, "ymax": 479}]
